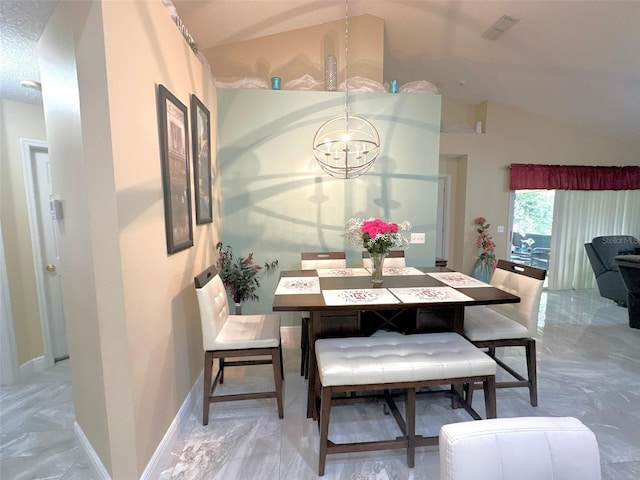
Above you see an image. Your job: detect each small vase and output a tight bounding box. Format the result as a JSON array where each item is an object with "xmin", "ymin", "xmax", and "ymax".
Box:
[
  {"xmin": 234, "ymin": 303, "xmax": 242, "ymax": 315},
  {"xmin": 471, "ymin": 259, "xmax": 492, "ymax": 283},
  {"xmin": 371, "ymin": 252, "xmax": 387, "ymax": 284},
  {"xmin": 324, "ymin": 55, "xmax": 337, "ymax": 91}
]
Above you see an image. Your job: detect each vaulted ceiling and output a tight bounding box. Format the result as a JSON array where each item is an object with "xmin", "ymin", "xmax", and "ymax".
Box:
[
  {"xmin": 172, "ymin": 0, "xmax": 640, "ymax": 146},
  {"xmin": 2, "ymin": 1, "xmax": 639, "ymax": 147}
]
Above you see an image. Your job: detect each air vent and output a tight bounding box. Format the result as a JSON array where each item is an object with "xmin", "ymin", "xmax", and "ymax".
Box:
[{"xmin": 482, "ymin": 15, "xmax": 520, "ymax": 40}]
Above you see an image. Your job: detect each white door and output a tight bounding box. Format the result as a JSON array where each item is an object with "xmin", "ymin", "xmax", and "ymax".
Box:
[
  {"xmin": 436, "ymin": 175, "xmax": 450, "ymax": 261},
  {"xmin": 22, "ymin": 140, "xmax": 69, "ymax": 362}
]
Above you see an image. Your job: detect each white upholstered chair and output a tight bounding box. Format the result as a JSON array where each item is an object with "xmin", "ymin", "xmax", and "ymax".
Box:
[
  {"xmin": 362, "ymin": 250, "xmax": 406, "ymax": 269},
  {"xmin": 299, "ymin": 252, "xmax": 346, "ymax": 378},
  {"xmin": 464, "ymin": 259, "xmax": 546, "ymax": 406},
  {"xmin": 439, "ymin": 417, "xmax": 601, "ymax": 480},
  {"xmin": 194, "ymin": 265, "xmax": 284, "ymax": 425}
]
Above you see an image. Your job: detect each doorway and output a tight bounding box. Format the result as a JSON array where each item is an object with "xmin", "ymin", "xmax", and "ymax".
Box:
[{"xmin": 20, "ymin": 139, "xmax": 69, "ymax": 365}]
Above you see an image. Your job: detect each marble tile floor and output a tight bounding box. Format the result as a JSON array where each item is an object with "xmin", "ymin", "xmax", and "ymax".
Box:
[
  {"xmin": 2, "ymin": 289, "xmax": 640, "ymax": 480},
  {"xmin": 0, "ymin": 360, "xmax": 95, "ymax": 480}
]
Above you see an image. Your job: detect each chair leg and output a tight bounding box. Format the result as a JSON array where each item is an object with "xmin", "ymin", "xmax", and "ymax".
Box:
[
  {"xmin": 272, "ymin": 347, "xmax": 284, "ymax": 419},
  {"xmin": 300, "ymin": 317, "xmax": 306, "ymax": 376},
  {"xmin": 318, "ymin": 386, "xmax": 332, "ymax": 476},
  {"xmin": 301, "ymin": 316, "xmax": 310, "ymax": 379},
  {"xmin": 279, "ymin": 341, "xmax": 285, "ymax": 380},
  {"xmin": 219, "ymin": 357, "xmax": 225, "ymax": 384},
  {"xmin": 465, "ymin": 381, "xmax": 474, "ymax": 407},
  {"xmin": 526, "ymin": 339, "xmax": 538, "ymax": 407},
  {"xmin": 203, "ymin": 351, "xmax": 214, "ymax": 425},
  {"xmin": 483, "ymin": 375, "xmax": 497, "ymax": 419}
]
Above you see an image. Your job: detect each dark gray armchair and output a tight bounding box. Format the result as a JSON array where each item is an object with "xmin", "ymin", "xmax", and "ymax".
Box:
[{"xmin": 584, "ymin": 236, "xmax": 640, "ymax": 306}]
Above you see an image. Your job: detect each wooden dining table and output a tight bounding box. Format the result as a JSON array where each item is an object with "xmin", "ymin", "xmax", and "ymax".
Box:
[{"xmin": 271, "ymin": 266, "xmax": 520, "ymax": 418}]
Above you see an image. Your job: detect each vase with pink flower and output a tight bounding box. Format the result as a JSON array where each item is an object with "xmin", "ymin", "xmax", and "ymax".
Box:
[
  {"xmin": 471, "ymin": 217, "xmax": 497, "ymax": 283},
  {"xmin": 344, "ymin": 217, "xmax": 411, "ymax": 284}
]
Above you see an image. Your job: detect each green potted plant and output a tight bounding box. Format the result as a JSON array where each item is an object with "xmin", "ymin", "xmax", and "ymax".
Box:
[{"xmin": 215, "ymin": 242, "xmax": 278, "ymax": 314}]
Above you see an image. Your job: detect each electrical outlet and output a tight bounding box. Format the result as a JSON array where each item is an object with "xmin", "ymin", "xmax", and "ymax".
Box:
[{"xmin": 410, "ymin": 233, "xmax": 425, "ymax": 244}]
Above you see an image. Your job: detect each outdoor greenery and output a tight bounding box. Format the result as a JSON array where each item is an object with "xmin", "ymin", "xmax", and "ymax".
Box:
[{"xmin": 512, "ymin": 190, "xmax": 555, "ymax": 235}]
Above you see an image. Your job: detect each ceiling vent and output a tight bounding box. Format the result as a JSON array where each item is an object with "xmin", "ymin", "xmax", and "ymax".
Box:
[{"xmin": 482, "ymin": 15, "xmax": 520, "ymax": 40}]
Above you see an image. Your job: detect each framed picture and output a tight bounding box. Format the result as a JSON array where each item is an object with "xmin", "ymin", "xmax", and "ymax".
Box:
[
  {"xmin": 156, "ymin": 84, "xmax": 193, "ymax": 254},
  {"xmin": 190, "ymin": 94, "xmax": 213, "ymax": 224}
]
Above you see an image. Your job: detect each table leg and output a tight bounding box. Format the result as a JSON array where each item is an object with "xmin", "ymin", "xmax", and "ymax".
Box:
[
  {"xmin": 307, "ymin": 311, "xmax": 320, "ymax": 419},
  {"xmin": 452, "ymin": 306, "xmax": 464, "ymax": 334}
]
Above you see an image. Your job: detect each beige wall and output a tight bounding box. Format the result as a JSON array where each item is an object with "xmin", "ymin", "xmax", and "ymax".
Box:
[
  {"xmin": 204, "ymin": 14, "xmax": 384, "ymax": 85},
  {"xmin": 0, "ymin": 99, "xmax": 46, "ymax": 364},
  {"xmin": 440, "ymin": 100, "xmax": 640, "ymax": 274},
  {"xmin": 39, "ymin": 1, "xmax": 219, "ymax": 477}
]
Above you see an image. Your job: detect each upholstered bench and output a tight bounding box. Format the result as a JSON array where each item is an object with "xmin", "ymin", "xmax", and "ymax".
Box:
[{"xmin": 314, "ymin": 332, "xmax": 497, "ymax": 476}]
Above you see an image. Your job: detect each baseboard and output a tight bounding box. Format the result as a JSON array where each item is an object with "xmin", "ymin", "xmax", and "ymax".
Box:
[
  {"xmin": 74, "ymin": 421, "xmax": 111, "ymax": 480},
  {"xmin": 19, "ymin": 355, "xmax": 46, "ymax": 381},
  {"xmin": 140, "ymin": 369, "xmax": 203, "ymax": 480},
  {"xmin": 139, "ymin": 325, "xmax": 299, "ymax": 478}
]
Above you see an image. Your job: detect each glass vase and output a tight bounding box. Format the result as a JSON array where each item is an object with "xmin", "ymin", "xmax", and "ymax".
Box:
[
  {"xmin": 471, "ymin": 259, "xmax": 492, "ymax": 283},
  {"xmin": 324, "ymin": 55, "xmax": 337, "ymax": 91},
  {"xmin": 371, "ymin": 252, "xmax": 387, "ymax": 284}
]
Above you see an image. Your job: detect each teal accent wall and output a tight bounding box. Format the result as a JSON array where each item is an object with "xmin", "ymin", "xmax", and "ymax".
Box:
[{"xmin": 217, "ymin": 89, "xmax": 441, "ymax": 324}]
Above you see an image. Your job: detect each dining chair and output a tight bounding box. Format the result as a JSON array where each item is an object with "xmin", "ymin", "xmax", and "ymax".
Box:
[
  {"xmin": 463, "ymin": 259, "xmax": 546, "ymax": 406},
  {"xmin": 300, "ymin": 252, "xmax": 347, "ymax": 378},
  {"xmin": 194, "ymin": 265, "xmax": 284, "ymax": 425},
  {"xmin": 362, "ymin": 250, "xmax": 406, "ymax": 269}
]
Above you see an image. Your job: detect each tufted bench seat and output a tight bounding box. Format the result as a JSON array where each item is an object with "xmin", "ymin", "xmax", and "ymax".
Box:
[{"xmin": 314, "ymin": 332, "xmax": 497, "ymax": 476}]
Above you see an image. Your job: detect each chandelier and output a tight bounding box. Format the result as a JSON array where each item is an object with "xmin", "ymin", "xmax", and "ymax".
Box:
[{"xmin": 312, "ymin": 0, "xmax": 380, "ymax": 179}]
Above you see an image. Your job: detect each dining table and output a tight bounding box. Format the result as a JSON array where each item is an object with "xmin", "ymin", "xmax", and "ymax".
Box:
[{"xmin": 271, "ymin": 266, "xmax": 521, "ymax": 418}]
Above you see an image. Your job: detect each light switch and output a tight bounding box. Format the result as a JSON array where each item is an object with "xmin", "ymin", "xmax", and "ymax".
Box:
[
  {"xmin": 497, "ymin": 225, "xmax": 505, "ymax": 233},
  {"xmin": 410, "ymin": 233, "xmax": 425, "ymax": 244}
]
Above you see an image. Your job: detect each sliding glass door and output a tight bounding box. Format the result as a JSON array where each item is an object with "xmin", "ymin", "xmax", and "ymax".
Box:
[{"xmin": 510, "ymin": 190, "xmax": 555, "ymax": 271}]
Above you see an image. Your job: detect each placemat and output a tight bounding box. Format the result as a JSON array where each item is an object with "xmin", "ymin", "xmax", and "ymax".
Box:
[
  {"xmin": 389, "ymin": 286, "xmax": 474, "ymax": 303},
  {"xmin": 275, "ymin": 276, "xmax": 321, "ymax": 295},
  {"xmin": 322, "ymin": 288, "xmax": 400, "ymax": 306},
  {"xmin": 316, "ymin": 268, "xmax": 371, "ymax": 277},
  {"xmin": 427, "ymin": 271, "xmax": 490, "ymax": 288},
  {"xmin": 366, "ymin": 266, "xmax": 425, "ymax": 276}
]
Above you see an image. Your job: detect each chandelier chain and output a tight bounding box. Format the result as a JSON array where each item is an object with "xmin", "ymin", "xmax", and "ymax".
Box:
[
  {"xmin": 311, "ymin": 0, "xmax": 380, "ymax": 179},
  {"xmin": 344, "ymin": 0, "xmax": 349, "ymax": 118}
]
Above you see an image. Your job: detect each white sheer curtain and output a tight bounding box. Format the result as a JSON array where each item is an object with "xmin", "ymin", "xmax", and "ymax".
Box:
[{"xmin": 548, "ymin": 190, "xmax": 640, "ymax": 290}]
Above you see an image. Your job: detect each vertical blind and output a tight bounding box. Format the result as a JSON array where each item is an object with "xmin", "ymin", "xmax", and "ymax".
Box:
[{"xmin": 549, "ymin": 190, "xmax": 640, "ymax": 290}]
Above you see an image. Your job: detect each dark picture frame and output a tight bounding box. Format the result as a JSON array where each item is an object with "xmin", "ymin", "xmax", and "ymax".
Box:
[
  {"xmin": 190, "ymin": 94, "xmax": 213, "ymax": 224},
  {"xmin": 156, "ymin": 84, "xmax": 193, "ymax": 254}
]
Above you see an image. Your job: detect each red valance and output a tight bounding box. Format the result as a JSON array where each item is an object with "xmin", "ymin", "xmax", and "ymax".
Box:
[{"xmin": 509, "ymin": 164, "xmax": 640, "ymax": 190}]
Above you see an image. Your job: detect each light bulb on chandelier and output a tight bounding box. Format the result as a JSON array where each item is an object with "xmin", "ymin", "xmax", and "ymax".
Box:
[{"xmin": 311, "ymin": 0, "xmax": 381, "ymax": 179}]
